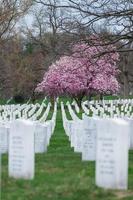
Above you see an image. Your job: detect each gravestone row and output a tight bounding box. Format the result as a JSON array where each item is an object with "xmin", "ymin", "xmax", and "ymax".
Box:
[
  {"xmin": 0, "ymin": 102, "xmax": 57, "ymax": 180},
  {"xmin": 0, "ymin": 99, "xmax": 132, "ymax": 190},
  {"xmin": 82, "ymin": 99, "xmax": 133, "ymax": 118},
  {"xmin": 62, "ymin": 101, "xmax": 131, "ymax": 190}
]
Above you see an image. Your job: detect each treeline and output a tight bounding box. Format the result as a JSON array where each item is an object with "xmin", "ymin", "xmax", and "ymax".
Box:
[{"xmin": 0, "ymin": 0, "xmax": 133, "ymax": 100}]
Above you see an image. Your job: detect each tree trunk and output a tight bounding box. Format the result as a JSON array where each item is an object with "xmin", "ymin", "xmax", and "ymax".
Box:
[
  {"xmin": 31, "ymin": 90, "xmax": 36, "ymax": 103},
  {"xmin": 88, "ymin": 95, "xmax": 92, "ymax": 101},
  {"xmin": 123, "ymin": 67, "xmax": 129, "ymax": 98},
  {"xmin": 74, "ymin": 95, "xmax": 84, "ymax": 110},
  {"xmin": 50, "ymin": 97, "xmax": 55, "ymax": 109},
  {"xmin": 100, "ymin": 94, "xmax": 103, "ymax": 100}
]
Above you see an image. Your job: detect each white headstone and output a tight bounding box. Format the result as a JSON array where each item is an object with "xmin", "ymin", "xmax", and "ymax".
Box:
[
  {"xmin": 69, "ymin": 122, "xmax": 76, "ymax": 148},
  {"xmin": 73, "ymin": 120, "xmax": 83, "ymax": 153},
  {"xmin": 125, "ymin": 118, "xmax": 133, "ymax": 149},
  {"xmin": 45, "ymin": 121, "xmax": 52, "ymax": 146},
  {"xmin": 35, "ymin": 122, "xmax": 47, "ymax": 153},
  {"xmin": 82, "ymin": 115, "xmax": 98, "ymax": 161},
  {"xmin": 9, "ymin": 119, "xmax": 35, "ymax": 180},
  {"xmin": 0, "ymin": 125, "xmax": 9, "ymax": 154},
  {"xmin": 96, "ymin": 118, "xmax": 129, "ymax": 190}
]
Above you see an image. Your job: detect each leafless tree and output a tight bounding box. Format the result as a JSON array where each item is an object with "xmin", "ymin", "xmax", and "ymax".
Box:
[
  {"xmin": 33, "ymin": 0, "xmax": 133, "ymax": 52},
  {"xmin": 0, "ymin": 0, "xmax": 32, "ymax": 40},
  {"xmin": 24, "ymin": 0, "xmax": 78, "ymax": 67}
]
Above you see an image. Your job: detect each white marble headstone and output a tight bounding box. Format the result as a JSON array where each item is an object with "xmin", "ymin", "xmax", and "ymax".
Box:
[
  {"xmin": 96, "ymin": 118, "xmax": 129, "ymax": 190},
  {"xmin": 124, "ymin": 118, "xmax": 133, "ymax": 149},
  {"xmin": 82, "ymin": 115, "xmax": 98, "ymax": 161},
  {"xmin": 0, "ymin": 125, "xmax": 9, "ymax": 154},
  {"xmin": 35, "ymin": 122, "xmax": 47, "ymax": 153},
  {"xmin": 73, "ymin": 120, "xmax": 83, "ymax": 153},
  {"xmin": 45, "ymin": 121, "xmax": 52, "ymax": 146},
  {"xmin": 9, "ymin": 119, "xmax": 35, "ymax": 180}
]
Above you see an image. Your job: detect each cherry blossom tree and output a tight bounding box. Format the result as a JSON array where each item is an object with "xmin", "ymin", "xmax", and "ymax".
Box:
[{"xmin": 36, "ymin": 40, "xmax": 120, "ymax": 106}]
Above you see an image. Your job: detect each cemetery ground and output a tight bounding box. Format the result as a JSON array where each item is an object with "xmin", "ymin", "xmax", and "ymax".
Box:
[{"xmin": 1, "ymin": 106, "xmax": 133, "ymax": 200}]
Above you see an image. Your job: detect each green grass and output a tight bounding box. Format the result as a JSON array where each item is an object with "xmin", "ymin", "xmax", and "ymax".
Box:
[{"xmin": 1, "ymin": 109, "xmax": 133, "ymax": 200}]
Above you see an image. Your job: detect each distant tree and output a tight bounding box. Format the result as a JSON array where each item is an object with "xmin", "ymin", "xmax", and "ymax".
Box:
[
  {"xmin": 34, "ymin": 0, "xmax": 133, "ymax": 52},
  {"xmin": 25, "ymin": 0, "xmax": 77, "ymax": 69},
  {"xmin": 0, "ymin": 34, "xmax": 45, "ymax": 100},
  {"xmin": 37, "ymin": 39, "xmax": 120, "ymax": 107},
  {"xmin": 0, "ymin": 0, "xmax": 32, "ymax": 40}
]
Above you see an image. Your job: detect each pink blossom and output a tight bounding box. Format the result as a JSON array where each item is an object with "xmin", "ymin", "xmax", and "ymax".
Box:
[{"xmin": 36, "ymin": 40, "xmax": 120, "ymax": 98}]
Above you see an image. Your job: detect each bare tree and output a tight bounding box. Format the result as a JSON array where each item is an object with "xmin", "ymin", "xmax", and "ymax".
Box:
[
  {"xmin": 33, "ymin": 0, "xmax": 133, "ymax": 52},
  {"xmin": 0, "ymin": 0, "xmax": 32, "ymax": 40},
  {"xmin": 24, "ymin": 0, "xmax": 77, "ymax": 67}
]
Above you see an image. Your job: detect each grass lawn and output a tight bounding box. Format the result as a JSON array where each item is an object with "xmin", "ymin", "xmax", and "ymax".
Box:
[{"xmin": 1, "ymin": 109, "xmax": 133, "ymax": 200}]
